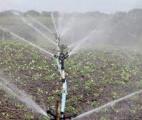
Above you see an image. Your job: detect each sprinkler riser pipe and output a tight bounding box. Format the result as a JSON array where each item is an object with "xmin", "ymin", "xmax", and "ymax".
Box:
[
  {"xmin": 61, "ymin": 70, "xmax": 65, "ymax": 79},
  {"xmin": 51, "ymin": 43, "xmax": 69, "ymax": 119},
  {"xmin": 61, "ymin": 79, "xmax": 67, "ymax": 113}
]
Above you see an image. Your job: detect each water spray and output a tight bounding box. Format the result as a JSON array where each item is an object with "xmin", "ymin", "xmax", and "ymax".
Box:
[
  {"xmin": 12, "ymin": 11, "xmax": 58, "ymax": 47},
  {"xmin": 69, "ymin": 29, "xmax": 96, "ymax": 56},
  {"xmin": 73, "ymin": 89, "xmax": 142, "ymax": 120},
  {"xmin": 28, "ymin": 15, "xmax": 54, "ymax": 34},
  {"xmin": 0, "ymin": 73, "xmax": 48, "ymax": 117},
  {"xmin": 0, "ymin": 26, "xmax": 54, "ymax": 57}
]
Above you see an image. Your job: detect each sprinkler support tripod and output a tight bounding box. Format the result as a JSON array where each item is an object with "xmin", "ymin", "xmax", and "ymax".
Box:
[{"xmin": 47, "ymin": 44, "xmax": 77, "ymax": 120}]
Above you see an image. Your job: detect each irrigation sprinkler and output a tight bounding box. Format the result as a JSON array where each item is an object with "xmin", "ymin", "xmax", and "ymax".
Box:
[
  {"xmin": 46, "ymin": 33, "xmax": 77, "ymax": 120},
  {"xmin": 2, "ymin": 12, "xmax": 77, "ymax": 119}
]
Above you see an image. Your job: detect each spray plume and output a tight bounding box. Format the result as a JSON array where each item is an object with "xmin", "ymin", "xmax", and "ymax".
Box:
[
  {"xmin": 28, "ymin": 15, "xmax": 54, "ymax": 34},
  {"xmin": 0, "ymin": 26, "xmax": 54, "ymax": 57},
  {"xmin": 12, "ymin": 12, "xmax": 57, "ymax": 46},
  {"xmin": 0, "ymin": 74, "xmax": 48, "ymax": 117},
  {"xmin": 73, "ymin": 89, "xmax": 142, "ymax": 119},
  {"xmin": 69, "ymin": 29, "xmax": 96, "ymax": 56}
]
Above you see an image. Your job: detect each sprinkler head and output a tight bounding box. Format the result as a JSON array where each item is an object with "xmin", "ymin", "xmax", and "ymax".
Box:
[{"xmin": 59, "ymin": 52, "xmax": 69, "ymax": 61}]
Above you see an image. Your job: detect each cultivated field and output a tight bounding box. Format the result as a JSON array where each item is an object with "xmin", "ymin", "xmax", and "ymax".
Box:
[{"xmin": 1, "ymin": 40, "xmax": 142, "ymax": 119}]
